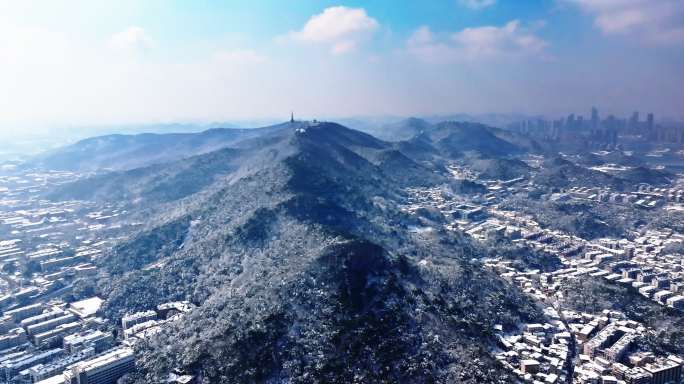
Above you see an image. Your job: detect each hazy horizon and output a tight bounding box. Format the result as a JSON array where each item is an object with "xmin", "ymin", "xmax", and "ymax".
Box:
[
  {"xmin": 1, "ymin": 0, "xmax": 683, "ymax": 138},
  {"xmin": 2, "ymin": 108, "xmax": 683, "ymax": 159}
]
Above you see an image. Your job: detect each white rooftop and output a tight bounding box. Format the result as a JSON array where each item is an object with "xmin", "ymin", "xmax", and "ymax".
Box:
[
  {"xmin": 34, "ymin": 374, "xmax": 64, "ymax": 384},
  {"xmin": 69, "ymin": 296, "xmax": 103, "ymax": 318},
  {"xmin": 74, "ymin": 347, "xmax": 134, "ymax": 373}
]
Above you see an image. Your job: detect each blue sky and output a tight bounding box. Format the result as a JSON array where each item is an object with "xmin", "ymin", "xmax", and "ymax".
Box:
[{"xmin": 0, "ymin": 0, "xmax": 682, "ymax": 134}]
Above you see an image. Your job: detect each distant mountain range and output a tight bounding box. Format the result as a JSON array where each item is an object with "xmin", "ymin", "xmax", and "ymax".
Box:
[
  {"xmin": 34, "ymin": 117, "xmax": 535, "ymax": 173},
  {"xmin": 0, "ymin": 120, "xmax": 282, "ymax": 162},
  {"xmin": 36, "ymin": 116, "xmax": 668, "ymax": 191},
  {"xmin": 337, "ymin": 113, "xmax": 540, "ymax": 135},
  {"xmin": 6, "ymin": 113, "xmax": 538, "ymax": 164},
  {"xmin": 29, "ymin": 125, "xmax": 283, "ymax": 172}
]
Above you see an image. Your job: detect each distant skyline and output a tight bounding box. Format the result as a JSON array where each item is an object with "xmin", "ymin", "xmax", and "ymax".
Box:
[{"xmin": 1, "ymin": 0, "xmax": 683, "ymax": 137}]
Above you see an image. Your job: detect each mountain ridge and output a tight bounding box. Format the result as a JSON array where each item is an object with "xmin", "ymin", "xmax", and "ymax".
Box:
[{"xmin": 29, "ymin": 124, "xmax": 286, "ymax": 172}]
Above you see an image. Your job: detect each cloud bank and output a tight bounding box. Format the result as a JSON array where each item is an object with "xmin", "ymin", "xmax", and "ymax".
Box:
[
  {"xmin": 407, "ymin": 20, "xmax": 547, "ymax": 62},
  {"xmin": 285, "ymin": 6, "xmax": 379, "ymax": 55},
  {"xmin": 567, "ymin": 0, "xmax": 684, "ymax": 44}
]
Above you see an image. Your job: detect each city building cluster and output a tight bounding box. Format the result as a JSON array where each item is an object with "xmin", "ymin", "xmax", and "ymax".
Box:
[
  {"xmin": 508, "ymin": 108, "xmax": 684, "ymax": 148},
  {"xmin": 0, "ymin": 171, "xmax": 195, "ymax": 384},
  {"xmin": 403, "ymin": 156, "xmax": 684, "ymax": 384}
]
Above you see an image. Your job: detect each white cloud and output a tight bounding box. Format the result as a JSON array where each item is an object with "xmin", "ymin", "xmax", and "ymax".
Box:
[
  {"xmin": 566, "ymin": 0, "xmax": 684, "ymax": 44},
  {"xmin": 109, "ymin": 26, "xmax": 152, "ymax": 51},
  {"xmin": 406, "ymin": 26, "xmax": 456, "ymax": 63},
  {"xmin": 213, "ymin": 49, "xmax": 267, "ymax": 65},
  {"xmin": 407, "ymin": 26, "xmax": 434, "ymax": 47},
  {"xmin": 407, "ymin": 20, "xmax": 547, "ymax": 62},
  {"xmin": 331, "ymin": 40, "xmax": 357, "ymax": 55},
  {"xmin": 285, "ymin": 6, "xmax": 379, "ymax": 54},
  {"xmin": 458, "ymin": 0, "xmax": 496, "ymax": 10},
  {"xmin": 453, "ymin": 20, "xmax": 547, "ymax": 58}
]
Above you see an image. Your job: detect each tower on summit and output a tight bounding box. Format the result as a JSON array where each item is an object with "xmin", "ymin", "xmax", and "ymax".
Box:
[{"xmin": 290, "ymin": 112, "xmax": 294, "ymax": 123}]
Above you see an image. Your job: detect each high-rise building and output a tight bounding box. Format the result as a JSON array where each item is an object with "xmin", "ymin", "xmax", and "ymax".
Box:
[
  {"xmin": 64, "ymin": 347, "xmax": 135, "ymax": 384},
  {"xmin": 4, "ymin": 303, "xmax": 43, "ymax": 322},
  {"xmin": 630, "ymin": 111, "xmax": 640, "ymax": 131},
  {"xmin": 28, "ymin": 347, "xmax": 95, "ymax": 382},
  {"xmin": 121, "ymin": 310, "xmax": 157, "ymax": 330},
  {"xmin": 0, "ymin": 328, "xmax": 27, "ymax": 350},
  {"xmin": 647, "ymin": 113, "xmax": 654, "ymax": 131},
  {"xmin": 63, "ymin": 330, "xmax": 114, "ymax": 354},
  {"xmin": 1, "ymin": 348, "xmax": 64, "ymax": 381},
  {"xmin": 591, "ymin": 107, "xmax": 599, "ymax": 130},
  {"xmin": 567, "ymin": 113, "xmax": 576, "ymax": 129},
  {"xmin": 26, "ymin": 313, "xmax": 76, "ymax": 336},
  {"xmin": 644, "ymin": 356, "xmax": 682, "ymax": 384}
]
